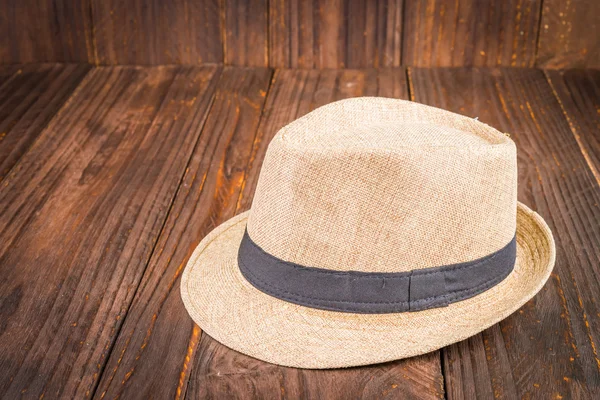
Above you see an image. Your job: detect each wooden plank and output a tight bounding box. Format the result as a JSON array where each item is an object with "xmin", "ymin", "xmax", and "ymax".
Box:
[
  {"xmin": 185, "ymin": 68, "xmax": 445, "ymax": 400},
  {"xmin": 190, "ymin": 332, "xmax": 443, "ymax": 399},
  {"xmin": 409, "ymin": 67, "xmax": 600, "ymax": 399},
  {"xmin": 536, "ymin": 0, "xmax": 600, "ymax": 69},
  {"xmin": 93, "ymin": 67, "xmax": 273, "ymax": 400},
  {"xmin": 546, "ymin": 69, "xmax": 600, "ymax": 185},
  {"xmin": 402, "ymin": 0, "xmax": 542, "ymax": 67},
  {"xmin": 0, "ymin": 65, "xmax": 221, "ymax": 399},
  {"xmin": 0, "ymin": 0, "xmax": 94, "ymax": 64},
  {"xmin": 224, "ymin": 0, "xmax": 269, "ymax": 66},
  {"xmin": 0, "ymin": 65, "xmax": 19, "ymax": 84},
  {"xmin": 0, "ymin": 63, "xmax": 90, "ymax": 181},
  {"xmin": 269, "ymin": 0, "xmax": 403, "ymax": 68},
  {"xmin": 92, "ymin": 0, "xmax": 222, "ymax": 65}
]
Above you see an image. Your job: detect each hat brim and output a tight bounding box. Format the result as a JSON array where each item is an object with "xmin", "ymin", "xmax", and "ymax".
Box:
[{"xmin": 181, "ymin": 202, "xmax": 555, "ymax": 369}]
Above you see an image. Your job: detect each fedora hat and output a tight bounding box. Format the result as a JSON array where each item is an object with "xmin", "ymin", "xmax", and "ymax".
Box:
[{"xmin": 181, "ymin": 97, "xmax": 555, "ymax": 369}]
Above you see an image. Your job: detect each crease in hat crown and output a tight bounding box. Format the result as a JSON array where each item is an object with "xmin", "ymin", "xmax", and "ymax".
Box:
[{"xmin": 246, "ymin": 97, "xmax": 518, "ymax": 274}]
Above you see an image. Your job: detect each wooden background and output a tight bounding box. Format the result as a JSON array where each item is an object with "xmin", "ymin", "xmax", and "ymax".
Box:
[
  {"xmin": 1, "ymin": 0, "xmax": 599, "ymax": 399},
  {"xmin": 0, "ymin": 0, "xmax": 598, "ymax": 68},
  {"xmin": 0, "ymin": 64, "xmax": 598, "ymax": 400}
]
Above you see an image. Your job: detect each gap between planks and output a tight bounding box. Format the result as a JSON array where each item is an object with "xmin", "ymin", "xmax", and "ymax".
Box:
[
  {"xmin": 407, "ymin": 66, "xmax": 600, "ymax": 399},
  {"xmin": 174, "ymin": 68, "xmax": 276, "ymax": 400},
  {"xmin": 89, "ymin": 66, "xmax": 226, "ymax": 400},
  {"xmin": 544, "ymin": 69, "xmax": 600, "ymax": 187}
]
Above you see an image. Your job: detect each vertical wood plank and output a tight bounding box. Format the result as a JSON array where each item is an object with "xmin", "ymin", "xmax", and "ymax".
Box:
[
  {"xmin": 224, "ymin": 0, "xmax": 269, "ymax": 66},
  {"xmin": 0, "ymin": 0, "xmax": 94, "ymax": 64},
  {"xmin": 92, "ymin": 0, "xmax": 223, "ymax": 65},
  {"xmin": 536, "ymin": 0, "xmax": 600, "ymax": 69},
  {"xmin": 410, "ymin": 67, "xmax": 600, "ymax": 399},
  {"xmin": 402, "ymin": 0, "xmax": 542, "ymax": 67},
  {"xmin": 93, "ymin": 67, "xmax": 273, "ymax": 400},
  {"xmin": 546, "ymin": 69, "xmax": 600, "ymax": 183},
  {"xmin": 185, "ymin": 68, "xmax": 445, "ymax": 400},
  {"xmin": 269, "ymin": 0, "xmax": 403, "ymax": 68},
  {"xmin": 0, "ymin": 65, "xmax": 221, "ymax": 399},
  {"xmin": 0, "ymin": 64, "xmax": 90, "ymax": 180}
]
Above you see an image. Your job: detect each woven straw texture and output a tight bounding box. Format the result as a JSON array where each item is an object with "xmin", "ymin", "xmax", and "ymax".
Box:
[
  {"xmin": 248, "ymin": 98, "xmax": 517, "ymax": 272},
  {"xmin": 181, "ymin": 98, "xmax": 556, "ymax": 368}
]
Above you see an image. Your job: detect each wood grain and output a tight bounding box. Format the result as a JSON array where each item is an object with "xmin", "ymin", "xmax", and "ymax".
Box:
[
  {"xmin": 0, "ymin": 65, "xmax": 221, "ymax": 399},
  {"xmin": 0, "ymin": 63, "xmax": 90, "ymax": 181},
  {"xmin": 269, "ymin": 0, "xmax": 403, "ymax": 68},
  {"xmin": 190, "ymin": 333, "xmax": 443, "ymax": 399},
  {"xmin": 546, "ymin": 69, "xmax": 600, "ymax": 185},
  {"xmin": 224, "ymin": 0, "xmax": 269, "ymax": 66},
  {"xmin": 0, "ymin": 62, "xmax": 597, "ymax": 397},
  {"xmin": 0, "ymin": 0, "xmax": 94, "ymax": 64},
  {"xmin": 93, "ymin": 67, "xmax": 273, "ymax": 400},
  {"xmin": 3, "ymin": 0, "xmax": 599, "ymax": 68},
  {"xmin": 185, "ymin": 68, "xmax": 444, "ymax": 400},
  {"xmin": 92, "ymin": 0, "xmax": 222, "ymax": 65},
  {"xmin": 536, "ymin": 0, "xmax": 600, "ymax": 69},
  {"xmin": 410, "ymin": 67, "xmax": 600, "ymax": 399},
  {"xmin": 403, "ymin": 0, "xmax": 542, "ymax": 67}
]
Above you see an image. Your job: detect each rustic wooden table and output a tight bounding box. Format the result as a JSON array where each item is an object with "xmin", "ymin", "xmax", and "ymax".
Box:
[{"xmin": 0, "ymin": 64, "xmax": 598, "ymax": 399}]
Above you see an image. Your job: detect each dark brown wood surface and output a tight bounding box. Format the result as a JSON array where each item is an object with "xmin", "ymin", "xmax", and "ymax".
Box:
[
  {"xmin": 410, "ymin": 67, "xmax": 600, "ymax": 399},
  {"xmin": 537, "ymin": 0, "xmax": 600, "ymax": 69},
  {"xmin": 94, "ymin": 66, "xmax": 273, "ymax": 400},
  {"xmin": 546, "ymin": 69, "xmax": 600, "ymax": 184},
  {"xmin": 0, "ymin": 65, "xmax": 221, "ymax": 398},
  {"xmin": 224, "ymin": 0, "xmax": 269, "ymax": 67},
  {"xmin": 0, "ymin": 65, "xmax": 599, "ymax": 399},
  {"xmin": 0, "ymin": 64, "xmax": 90, "ymax": 181},
  {"xmin": 0, "ymin": 0, "xmax": 93, "ymax": 64},
  {"xmin": 2, "ymin": 0, "xmax": 600, "ymax": 67},
  {"xmin": 91, "ymin": 0, "xmax": 222, "ymax": 65},
  {"xmin": 190, "ymin": 332, "xmax": 443, "ymax": 399},
  {"xmin": 269, "ymin": 0, "xmax": 403, "ymax": 68},
  {"xmin": 0, "ymin": 64, "xmax": 18, "ymax": 83},
  {"xmin": 403, "ymin": 0, "xmax": 542, "ymax": 67}
]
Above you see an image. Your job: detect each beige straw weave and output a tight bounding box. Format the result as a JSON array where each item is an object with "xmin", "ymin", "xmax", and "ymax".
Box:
[{"xmin": 181, "ymin": 97, "xmax": 555, "ymax": 369}]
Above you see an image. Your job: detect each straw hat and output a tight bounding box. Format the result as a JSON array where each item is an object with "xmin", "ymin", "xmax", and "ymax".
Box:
[{"xmin": 181, "ymin": 97, "xmax": 555, "ymax": 369}]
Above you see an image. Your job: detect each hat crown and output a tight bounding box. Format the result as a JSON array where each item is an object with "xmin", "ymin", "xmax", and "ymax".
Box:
[{"xmin": 247, "ymin": 98, "xmax": 517, "ymax": 273}]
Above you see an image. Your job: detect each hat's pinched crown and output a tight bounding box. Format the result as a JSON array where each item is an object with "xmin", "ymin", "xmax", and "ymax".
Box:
[{"xmin": 247, "ymin": 98, "xmax": 517, "ymax": 273}]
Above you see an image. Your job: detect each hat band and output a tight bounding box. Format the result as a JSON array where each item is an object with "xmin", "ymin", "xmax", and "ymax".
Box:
[{"xmin": 238, "ymin": 230, "xmax": 516, "ymax": 314}]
